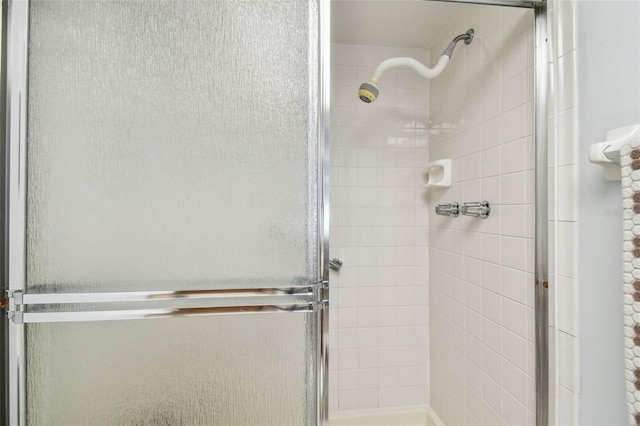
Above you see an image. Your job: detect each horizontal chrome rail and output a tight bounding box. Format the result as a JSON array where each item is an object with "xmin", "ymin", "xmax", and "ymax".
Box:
[
  {"xmin": 9, "ymin": 304, "xmax": 315, "ymax": 324},
  {"xmin": 5, "ymin": 284, "xmax": 324, "ymax": 324},
  {"xmin": 9, "ymin": 286, "xmax": 314, "ymax": 306}
]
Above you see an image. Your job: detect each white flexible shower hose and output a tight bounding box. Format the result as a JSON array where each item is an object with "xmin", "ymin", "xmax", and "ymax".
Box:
[{"xmin": 370, "ymin": 55, "xmax": 450, "ymax": 84}]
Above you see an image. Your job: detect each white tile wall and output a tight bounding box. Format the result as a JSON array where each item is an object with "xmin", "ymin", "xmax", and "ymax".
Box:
[
  {"xmin": 329, "ymin": 43, "xmax": 431, "ymax": 412},
  {"xmin": 426, "ymin": 5, "xmax": 536, "ymax": 425},
  {"xmin": 548, "ymin": 0, "xmax": 579, "ymax": 423}
]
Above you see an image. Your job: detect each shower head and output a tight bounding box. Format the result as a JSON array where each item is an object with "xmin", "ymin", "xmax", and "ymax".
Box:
[
  {"xmin": 358, "ymin": 81, "xmax": 379, "ymax": 103},
  {"xmin": 358, "ymin": 28, "xmax": 474, "ymax": 103}
]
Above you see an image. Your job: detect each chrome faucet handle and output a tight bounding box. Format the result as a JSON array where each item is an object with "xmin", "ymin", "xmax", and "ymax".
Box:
[
  {"xmin": 461, "ymin": 201, "xmax": 491, "ymax": 219},
  {"xmin": 435, "ymin": 202, "xmax": 460, "ymax": 217}
]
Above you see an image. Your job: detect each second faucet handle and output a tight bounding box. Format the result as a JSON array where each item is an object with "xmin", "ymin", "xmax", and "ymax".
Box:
[{"xmin": 461, "ymin": 201, "xmax": 491, "ymax": 218}]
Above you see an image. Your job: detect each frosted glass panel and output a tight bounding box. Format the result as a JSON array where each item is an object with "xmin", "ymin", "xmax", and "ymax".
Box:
[
  {"xmin": 26, "ymin": 0, "xmax": 318, "ymax": 292},
  {"xmin": 21, "ymin": 0, "xmax": 321, "ymax": 424},
  {"xmin": 26, "ymin": 313, "xmax": 315, "ymax": 425}
]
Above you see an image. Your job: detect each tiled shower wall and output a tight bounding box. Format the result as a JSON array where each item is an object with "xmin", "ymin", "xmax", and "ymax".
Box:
[
  {"xmin": 427, "ymin": 6, "xmax": 536, "ymax": 424},
  {"xmin": 548, "ymin": 0, "xmax": 580, "ymax": 423},
  {"xmin": 329, "ymin": 44, "xmax": 431, "ymax": 412}
]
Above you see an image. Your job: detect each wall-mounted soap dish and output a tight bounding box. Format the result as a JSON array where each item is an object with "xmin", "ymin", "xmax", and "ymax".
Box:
[{"xmin": 424, "ymin": 159, "xmax": 451, "ymax": 188}]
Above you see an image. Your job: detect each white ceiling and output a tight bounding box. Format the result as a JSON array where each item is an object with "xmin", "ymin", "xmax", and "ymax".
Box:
[{"xmin": 331, "ymin": 1, "xmax": 463, "ymax": 49}]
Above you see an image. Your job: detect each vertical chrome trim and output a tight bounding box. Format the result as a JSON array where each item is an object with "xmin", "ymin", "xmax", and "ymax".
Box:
[
  {"xmin": 317, "ymin": 0, "xmax": 330, "ymax": 423},
  {"xmin": 0, "ymin": 1, "xmax": 9, "ymax": 423},
  {"xmin": 11, "ymin": 305, "xmax": 318, "ymax": 324},
  {"xmin": 534, "ymin": 4, "xmax": 549, "ymax": 426},
  {"xmin": 5, "ymin": 0, "xmax": 28, "ymax": 424}
]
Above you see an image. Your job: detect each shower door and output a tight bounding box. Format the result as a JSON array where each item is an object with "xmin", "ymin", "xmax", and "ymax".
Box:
[{"xmin": 3, "ymin": 0, "xmax": 329, "ymax": 425}]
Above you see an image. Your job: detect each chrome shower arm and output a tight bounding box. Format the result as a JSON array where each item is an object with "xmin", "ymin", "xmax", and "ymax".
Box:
[
  {"xmin": 442, "ymin": 29, "xmax": 475, "ymax": 58},
  {"xmin": 453, "ymin": 29, "xmax": 475, "ymax": 44}
]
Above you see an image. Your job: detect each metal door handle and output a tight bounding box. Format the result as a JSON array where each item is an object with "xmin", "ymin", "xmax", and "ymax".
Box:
[
  {"xmin": 329, "ymin": 258, "xmax": 343, "ymax": 272},
  {"xmin": 5, "ymin": 283, "xmax": 326, "ymax": 324}
]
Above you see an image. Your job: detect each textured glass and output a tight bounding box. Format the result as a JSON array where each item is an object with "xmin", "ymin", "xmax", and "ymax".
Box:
[
  {"xmin": 26, "ymin": 314, "xmax": 313, "ymax": 425},
  {"xmin": 23, "ymin": 0, "xmax": 320, "ymax": 424},
  {"xmin": 26, "ymin": 0, "xmax": 318, "ymax": 292}
]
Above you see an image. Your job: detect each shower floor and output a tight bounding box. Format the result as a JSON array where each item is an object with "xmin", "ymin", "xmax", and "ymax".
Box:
[{"xmin": 329, "ymin": 405, "xmax": 442, "ymax": 426}]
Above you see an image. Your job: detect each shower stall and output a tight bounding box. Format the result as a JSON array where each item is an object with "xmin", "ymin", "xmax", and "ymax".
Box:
[
  {"xmin": 1, "ymin": 0, "xmax": 550, "ymax": 425},
  {"xmin": 329, "ymin": 1, "xmax": 546, "ymax": 425}
]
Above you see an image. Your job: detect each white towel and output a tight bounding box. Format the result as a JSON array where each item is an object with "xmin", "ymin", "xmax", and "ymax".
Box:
[{"xmin": 620, "ymin": 137, "xmax": 640, "ymax": 425}]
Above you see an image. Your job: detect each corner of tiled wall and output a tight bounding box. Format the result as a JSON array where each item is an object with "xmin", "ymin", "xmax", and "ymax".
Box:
[
  {"xmin": 427, "ymin": 4, "xmax": 538, "ymax": 425},
  {"xmin": 547, "ymin": 0, "xmax": 579, "ymax": 424},
  {"xmin": 329, "ymin": 43, "xmax": 431, "ymax": 414}
]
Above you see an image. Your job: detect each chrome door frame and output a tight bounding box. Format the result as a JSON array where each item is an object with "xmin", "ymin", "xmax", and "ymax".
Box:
[
  {"xmin": 5, "ymin": 0, "xmax": 28, "ymax": 424},
  {"xmin": 533, "ymin": 5, "xmax": 549, "ymax": 426},
  {"xmin": 317, "ymin": 0, "xmax": 331, "ymax": 424},
  {"xmin": 2, "ymin": 0, "xmax": 331, "ymax": 424},
  {"xmin": 0, "ymin": 0, "xmax": 9, "ymax": 424}
]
